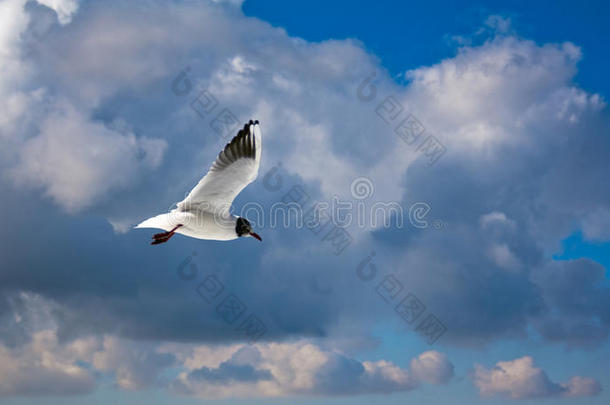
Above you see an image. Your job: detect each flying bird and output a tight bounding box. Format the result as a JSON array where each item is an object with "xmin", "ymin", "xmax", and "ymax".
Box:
[{"xmin": 136, "ymin": 120, "xmax": 263, "ymax": 245}]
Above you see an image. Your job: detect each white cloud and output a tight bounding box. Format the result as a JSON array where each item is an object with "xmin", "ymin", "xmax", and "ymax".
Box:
[
  {"xmin": 35, "ymin": 0, "xmax": 80, "ymax": 25},
  {"xmin": 488, "ymin": 243, "xmax": 521, "ymax": 271},
  {"xmin": 410, "ymin": 350, "xmax": 454, "ymax": 384},
  {"xmin": 473, "ymin": 356, "xmax": 601, "ymax": 399},
  {"xmin": 0, "ymin": 0, "xmax": 80, "ymax": 134},
  {"xmin": 0, "ymin": 291, "xmax": 178, "ymax": 396},
  {"xmin": 12, "ymin": 101, "xmax": 166, "ymax": 212},
  {"xmin": 92, "ymin": 336, "xmax": 174, "ymax": 390},
  {"xmin": 4, "ymin": 0, "xmax": 607, "ymax": 253},
  {"xmin": 384, "ymin": 29, "xmax": 610, "ymax": 345},
  {"xmin": 0, "ymin": 292, "xmax": 453, "ymax": 399},
  {"xmin": 361, "ymin": 359, "xmax": 418, "ymax": 392},
  {"xmin": 0, "ymin": 0, "xmax": 36, "ymax": 137},
  {"xmin": 0, "ymin": 329, "xmax": 96, "ymax": 396},
  {"xmin": 170, "ymin": 341, "xmax": 452, "ymax": 398},
  {"xmin": 405, "ymin": 37, "xmax": 594, "ymax": 154},
  {"xmin": 560, "ymin": 376, "xmax": 602, "ymax": 397},
  {"xmin": 0, "ymin": 0, "xmax": 167, "ymax": 214},
  {"xmin": 480, "ymin": 211, "xmax": 516, "ymax": 230},
  {"xmin": 0, "ymin": 3, "xmax": 608, "ymax": 400},
  {"xmin": 0, "ymin": 292, "xmax": 96, "ymax": 397}
]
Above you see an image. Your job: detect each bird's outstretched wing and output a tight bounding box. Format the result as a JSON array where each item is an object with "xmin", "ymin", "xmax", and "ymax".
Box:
[{"xmin": 178, "ymin": 120, "xmax": 262, "ymax": 212}]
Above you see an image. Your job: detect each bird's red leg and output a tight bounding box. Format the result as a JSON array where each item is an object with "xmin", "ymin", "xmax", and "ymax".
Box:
[
  {"xmin": 153, "ymin": 225, "xmax": 182, "ymax": 239},
  {"xmin": 151, "ymin": 224, "xmax": 183, "ymax": 245}
]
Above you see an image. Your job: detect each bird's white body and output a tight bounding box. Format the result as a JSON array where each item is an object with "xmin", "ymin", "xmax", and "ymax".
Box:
[
  {"xmin": 136, "ymin": 121, "xmax": 263, "ymax": 244},
  {"xmin": 136, "ymin": 210, "xmax": 239, "ymax": 241}
]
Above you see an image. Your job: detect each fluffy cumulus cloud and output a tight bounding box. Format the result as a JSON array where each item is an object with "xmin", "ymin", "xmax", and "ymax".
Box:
[
  {"xmin": 170, "ymin": 343, "xmax": 452, "ymax": 398},
  {"xmin": 92, "ymin": 336, "xmax": 175, "ymax": 390},
  {"xmin": 12, "ymin": 101, "xmax": 166, "ymax": 212},
  {"xmin": 0, "ymin": 329, "xmax": 96, "ymax": 396},
  {"xmin": 0, "ymin": 292, "xmax": 452, "ymax": 398},
  {"xmin": 379, "ymin": 24, "xmax": 610, "ymax": 346},
  {"xmin": 410, "ymin": 350, "xmax": 454, "ymax": 384},
  {"xmin": 0, "ymin": 0, "xmax": 610, "ymax": 399},
  {"xmin": 0, "ymin": 0, "xmax": 166, "ymax": 213},
  {"xmin": 473, "ymin": 356, "xmax": 601, "ymax": 399},
  {"xmin": 34, "ymin": 0, "xmax": 79, "ymax": 24},
  {"xmin": 0, "ymin": 292, "xmax": 177, "ymax": 396},
  {"xmin": 0, "ymin": 293, "xmax": 96, "ymax": 397}
]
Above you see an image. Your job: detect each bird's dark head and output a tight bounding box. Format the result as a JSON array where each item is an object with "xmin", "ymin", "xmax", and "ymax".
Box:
[{"xmin": 235, "ymin": 217, "xmax": 262, "ymax": 241}]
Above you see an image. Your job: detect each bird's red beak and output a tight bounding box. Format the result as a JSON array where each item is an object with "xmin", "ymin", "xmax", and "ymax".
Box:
[{"xmin": 250, "ymin": 232, "xmax": 262, "ymax": 241}]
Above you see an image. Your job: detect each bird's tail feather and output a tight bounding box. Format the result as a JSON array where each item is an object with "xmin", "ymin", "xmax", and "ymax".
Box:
[{"xmin": 135, "ymin": 213, "xmax": 182, "ymax": 232}]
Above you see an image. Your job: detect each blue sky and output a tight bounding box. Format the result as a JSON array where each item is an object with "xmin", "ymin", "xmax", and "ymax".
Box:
[
  {"xmin": 243, "ymin": 0, "xmax": 610, "ymax": 97},
  {"xmin": 1, "ymin": 0, "xmax": 610, "ymax": 404}
]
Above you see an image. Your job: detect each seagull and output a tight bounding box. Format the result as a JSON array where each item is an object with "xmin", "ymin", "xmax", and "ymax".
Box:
[{"xmin": 136, "ymin": 120, "xmax": 263, "ymax": 245}]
